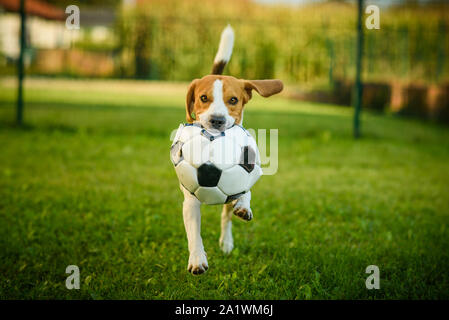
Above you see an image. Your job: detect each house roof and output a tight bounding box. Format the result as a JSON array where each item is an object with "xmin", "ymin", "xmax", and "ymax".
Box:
[{"xmin": 0, "ymin": 0, "xmax": 65, "ymax": 21}]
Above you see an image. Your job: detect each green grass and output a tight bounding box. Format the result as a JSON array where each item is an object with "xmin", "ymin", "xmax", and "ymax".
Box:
[{"xmin": 1, "ymin": 78, "xmax": 449, "ymax": 299}]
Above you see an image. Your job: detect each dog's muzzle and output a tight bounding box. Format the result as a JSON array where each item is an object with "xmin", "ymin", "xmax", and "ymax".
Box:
[{"xmin": 209, "ymin": 115, "xmax": 226, "ymax": 130}]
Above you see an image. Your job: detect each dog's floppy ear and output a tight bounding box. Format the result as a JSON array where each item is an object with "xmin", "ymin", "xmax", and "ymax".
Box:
[
  {"xmin": 243, "ymin": 79, "xmax": 283, "ymax": 102},
  {"xmin": 185, "ymin": 79, "xmax": 199, "ymax": 123}
]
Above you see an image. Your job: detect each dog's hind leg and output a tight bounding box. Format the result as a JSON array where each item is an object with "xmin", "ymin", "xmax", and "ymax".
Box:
[
  {"xmin": 233, "ymin": 191, "xmax": 253, "ymax": 221},
  {"xmin": 219, "ymin": 203, "xmax": 234, "ymax": 254},
  {"xmin": 181, "ymin": 185, "xmax": 208, "ymax": 275}
]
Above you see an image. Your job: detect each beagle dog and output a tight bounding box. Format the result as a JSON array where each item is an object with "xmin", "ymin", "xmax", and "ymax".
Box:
[{"xmin": 181, "ymin": 25, "xmax": 283, "ymax": 275}]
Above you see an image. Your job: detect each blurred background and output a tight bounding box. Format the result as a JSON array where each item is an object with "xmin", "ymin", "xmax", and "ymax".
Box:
[
  {"xmin": 1, "ymin": 0, "xmax": 449, "ymax": 299},
  {"xmin": 1, "ymin": 0, "xmax": 448, "ymax": 120}
]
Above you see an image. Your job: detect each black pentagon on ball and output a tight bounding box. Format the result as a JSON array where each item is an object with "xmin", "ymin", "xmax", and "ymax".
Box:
[
  {"xmin": 197, "ymin": 161, "xmax": 222, "ymax": 187},
  {"xmin": 226, "ymin": 191, "xmax": 246, "ymax": 203},
  {"xmin": 239, "ymin": 146, "xmax": 256, "ymax": 173},
  {"xmin": 170, "ymin": 141, "xmax": 184, "ymax": 166}
]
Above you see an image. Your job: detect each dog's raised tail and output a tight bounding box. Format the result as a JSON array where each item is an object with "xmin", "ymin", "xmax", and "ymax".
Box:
[{"xmin": 211, "ymin": 25, "xmax": 234, "ymax": 75}]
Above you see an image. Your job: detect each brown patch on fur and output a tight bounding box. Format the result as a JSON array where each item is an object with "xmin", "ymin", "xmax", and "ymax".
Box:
[
  {"xmin": 244, "ymin": 80, "xmax": 284, "ymax": 99},
  {"xmin": 211, "ymin": 60, "xmax": 227, "ymax": 75},
  {"xmin": 233, "ymin": 207, "xmax": 252, "ymax": 221},
  {"xmin": 185, "ymin": 75, "xmax": 284, "ymax": 124}
]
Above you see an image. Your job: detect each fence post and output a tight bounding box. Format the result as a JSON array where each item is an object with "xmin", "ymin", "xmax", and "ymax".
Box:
[
  {"xmin": 353, "ymin": 0, "xmax": 364, "ymax": 139},
  {"xmin": 327, "ymin": 38, "xmax": 334, "ymax": 86},
  {"xmin": 17, "ymin": 0, "xmax": 26, "ymax": 126},
  {"xmin": 436, "ymin": 20, "xmax": 446, "ymax": 81}
]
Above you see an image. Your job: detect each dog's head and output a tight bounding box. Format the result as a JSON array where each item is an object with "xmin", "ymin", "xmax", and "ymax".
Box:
[{"xmin": 185, "ymin": 75, "xmax": 283, "ymax": 132}]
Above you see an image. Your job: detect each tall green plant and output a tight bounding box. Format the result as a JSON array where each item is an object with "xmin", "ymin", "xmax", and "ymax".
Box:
[{"xmin": 113, "ymin": 0, "xmax": 449, "ymax": 84}]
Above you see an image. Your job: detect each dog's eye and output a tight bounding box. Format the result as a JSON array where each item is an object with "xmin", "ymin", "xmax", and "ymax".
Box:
[
  {"xmin": 229, "ymin": 97, "xmax": 238, "ymax": 105},
  {"xmin": 200, "ymin": 95, "xmax": 208, "ymax": 103}
]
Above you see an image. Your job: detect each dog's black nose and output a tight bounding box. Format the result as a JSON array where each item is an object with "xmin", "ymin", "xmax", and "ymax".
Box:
[{"xmin": 209, "ymin": 116, "xmax": 226, "ymax": 129}]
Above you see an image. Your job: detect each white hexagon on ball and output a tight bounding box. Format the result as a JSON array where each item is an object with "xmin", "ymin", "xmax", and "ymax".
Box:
[
  {"xmin": 182, "ymin": 134, "xmax": 211, "ymax": 168},
  {"xmin": 195, "ymin": 186, "xmax": 227, "ymax": 205},
  {"xmin": 177, "ymin": 124, "xmax": 202, "ymax": 143},
  {"xmin": 217, "ymin": 165, "xmax": 249, "ymax": 195},
  {"xmin": 174, "ymin": 160, "xmax": 199, "ymax": 193},
  {"xmin": 209, "ymin": 136, "xmax": 241, "ymax": 171},
  {"xmin": 247, "ymin": 164, "xmax": 263, "ymax": 190}
]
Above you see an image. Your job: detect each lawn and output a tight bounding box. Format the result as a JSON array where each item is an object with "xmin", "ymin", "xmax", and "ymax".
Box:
[{"xmin": 0, "ymin": 78, "xmax": 448, "ymax": 299}]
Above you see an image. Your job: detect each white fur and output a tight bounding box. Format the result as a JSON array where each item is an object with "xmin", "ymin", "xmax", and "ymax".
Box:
[
  {"xmin": 181, "ymin": 180, "xmax": 253, "ymax": 274},
  {"xmin": 219, "ymin": 203, "xmax": 234, "ymax": 254},
  {"xmin": 182, "ymin": 185, "xmax": 209, "ymax": 274},
  {"xmin": 198, "ymin": 80, "xmax": 235, "ymax": 131},
  {"xmin": 214, "ymin": 25, "xmax": 234, "ymax": 64}
]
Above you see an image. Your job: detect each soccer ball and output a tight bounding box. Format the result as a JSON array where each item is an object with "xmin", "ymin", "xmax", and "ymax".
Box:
[{"xmin": 170, "ymin": 123, "xmax": 262, "ymax": 205}]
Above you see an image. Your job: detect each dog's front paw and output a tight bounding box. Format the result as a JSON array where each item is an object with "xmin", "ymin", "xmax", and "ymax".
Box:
[
  {"xmin": 187, "ymin": 251, "xmax": 208, "ymax": 275},
  {"xmin": 233, "ymin": 205, "xmax": 253, "ymax": 221},
  {"xmin": 219, "ymin": 237, "xmax": 234, "ymax": 254}
]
